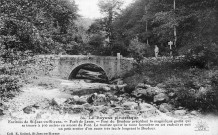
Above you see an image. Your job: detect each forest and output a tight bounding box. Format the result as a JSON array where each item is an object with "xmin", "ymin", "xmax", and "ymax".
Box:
[
  {"xmin": 0, "ymin": 0, "xmax": 217, "ymax": 57},
  {"xmin": 0, "ymin": 0, "xmax": 218, "ymax": 115}
]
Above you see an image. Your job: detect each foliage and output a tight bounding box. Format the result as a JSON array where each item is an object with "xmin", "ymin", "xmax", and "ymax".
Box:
[
  {"xmin": 180, "ymin": 45, "xmax": 218, "ymax": 69},
  {"xmin": 0, "ymin": 49, "xmax": 33, "ymax": 101},
  {"xmin": 111, "ymin": 0, "xmax": 218, "ymax": 56},
  {"xmin": 97, "ymin": 0, "xmax": 124, "ymax": 55},
  {"xmin": 0, "ymin": 0, "xmax": 79, "ymax": 54},
  {"xmin": 124, "ymin": 57, "xmax": 218, "ymax": 112},
  {"xmin": 0, "ymin": 75, "xmax": 21, "ymax": 101},
  {"xmin": 128, "ymin": 38, "xmax": 152, "ymax": 63}
]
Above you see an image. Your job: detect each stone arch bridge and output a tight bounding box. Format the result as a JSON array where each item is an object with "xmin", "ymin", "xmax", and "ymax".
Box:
[{"xmin": 37, "ymin": 54, "xmax": 134, "ymax": 80}]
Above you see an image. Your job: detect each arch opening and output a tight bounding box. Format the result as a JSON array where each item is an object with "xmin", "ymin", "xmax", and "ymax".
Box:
[{"xmin": 68, "ymin": 63, "xmax": 109, "ymax": 83}]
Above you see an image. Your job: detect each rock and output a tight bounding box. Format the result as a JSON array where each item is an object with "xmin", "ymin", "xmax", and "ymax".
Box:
[
  {"xmin": 190, "ymin": 110, "xmax": 199, "ymax": 116},
  {"xmin": 139, "ymin": 103, "xmax": 155, "ymax": 111},
  {"xmin": 102, "ymin": 86, "xmax": 111, "ymax": 91},
  {"xmin": 115, "ymin": 84, "xmax": 127, "ymax": 91},
  {"xmin": 174, "ymin": 110, "xmax": 187, "ymax": 116},
  {"xmin": 67, "ymin": 105, "xmax": 84, "ymax": 114},
  {"xmin": 87, "ymin": 93, "xmax": 97, "ymax": 104},
  {"xmin": 117, "ymin": 97, "xmax": 123, "ymax": 101},
  {"xmin": 107, "ymin": 109, "xmax": 115, "ymax": 116},
  {"xmin": 132, "ymin": 88, "xmax": 153, "ymax": 98},
  {"xmin": 87, "ymin": 93, "xmax": 108, "ymax": 106},
  {"xmin": 168, "ymin": 92, "xmax": 176, "ymax": 98},
  {"xmin": 139, "ymin": 103, "xmax": 158, "ymax": 118},
  {"xmin": 120, "ymin": 93, "xmax": 130, "ymax": 97},
  {"xmin": 93, "ymin": 96, "xmax": 108, "ymax": 106},
  {"xmin": 66, "ymin": 96, "xmax": 88, "ymax": 105},
  {"xmin": 73, "ymin": 96, "xmax": 80, "ymax": 101},
  {"xmin": 154, "ymin": 93, "xmax": 169, "ymax": 103},
  {"xmin": 23, "ymin": 106, "xmax": 36, "ymax": 114},
  {"xmin": 83, "ymin": 103, "xmax": 92, "ymax": 109},
  {"xmin": 77, "ymin": 96, "xmax": 88, "ymax": 105},
  {"xmin": 111, "ymin": 78, "xmax": 123, "ymax": 85},
  {"xmin": 159, "ymin": 103, "xmax": 173, "ymax": 113},
  {"xmin": 109, "ymin": 85, "xmax": 117, "ymax": 90},
  {"xmin": 122, "ymin": 102, "xmax": 138, "ymax": 110},
  {"xmin": 51, "ymin": 98, "xmax": 67, "ymax": 106},
  {"xmin": 123, "ymin": 110, "xmax": 137, "ymax": 115},
  {"xmin": 178, "ymin": 106, "xmax": 184, "ymax": 110},
  {"xmin": 133, "ymin": 86, "xmax": 165, "ymax": 99},
  {"xmin": 91, "ymin": 111, "xmax": 102, "ymax": 117},
  {"xmin": 114, "ymin": 107, "xmax": 123, "ymax": 112},
  {"xmin": 136, "ymin": 83, "xmax": 150, "ymax": 89},
  {"xmin": 65, "ymin": 98, "xmax": 75, "ymax": 104},
  {"xmin": 157, "ymin": 83, "xmax": 166, "ymax": 88}
]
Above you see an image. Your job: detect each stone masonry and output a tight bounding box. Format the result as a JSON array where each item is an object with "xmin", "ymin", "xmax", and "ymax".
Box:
[{"xmin": 36, "ymin": 54, "xmax": 134, "ymax": 80}]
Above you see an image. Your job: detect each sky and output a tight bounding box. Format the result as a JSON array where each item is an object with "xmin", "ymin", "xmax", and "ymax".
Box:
[{"xmin": 73, "ymin": 0, "xmax": 134, "ymax": 19}]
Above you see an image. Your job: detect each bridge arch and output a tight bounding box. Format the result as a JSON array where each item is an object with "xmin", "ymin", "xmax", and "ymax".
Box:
[{"xmin": 68, "ymin": 63, "xmax": 109, "ymax": 81}]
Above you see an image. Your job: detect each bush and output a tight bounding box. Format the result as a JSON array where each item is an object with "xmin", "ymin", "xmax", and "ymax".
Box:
[
  {"xmin": 0, "ymin": 48, "xmax": 35, "ymax": 101},
  {"xmin": 123, "ymin": 56, "xmax": 218, "ymax": 112},
  {"xmin": 182, "ymin": 45, "xmax": 218, "ymax": 69},
  {"xmin": 0, "ymin": 75, "xmax": 22, "ymax": 101},
  {"xmin": 165, "ymin": 69, "xmax": 218, "ymax": 112},
  {"xmin": 128, "ymin": 39, "xmax": 152, "ymax": 64}
]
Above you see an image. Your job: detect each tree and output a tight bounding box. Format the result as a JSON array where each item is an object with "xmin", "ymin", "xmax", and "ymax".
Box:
[
  {"xmin": 98, "ymin": 0, "xmax": 123, "ymax": 55},
  {"xmin": 111, "ymin": 0, "xmax": 218, "ymax": 56},
  {"xmin": 0, "ymin": 0, "xmax": 79, "ymax": 54}
]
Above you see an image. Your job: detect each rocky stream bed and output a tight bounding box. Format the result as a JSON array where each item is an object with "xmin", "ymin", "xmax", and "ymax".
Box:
[
  {"xmin": 0, "ymin": 78, "xmax": 218, "ymax": 135},
  {"xmin": 0, "ymin": 78, "xmax": 204, "ymax": 119}
]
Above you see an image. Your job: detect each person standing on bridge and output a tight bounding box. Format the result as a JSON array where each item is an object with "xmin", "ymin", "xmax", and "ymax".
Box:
[{"xmin": 154, "ymin": 45, "xmax": 159, "ymax": 58}]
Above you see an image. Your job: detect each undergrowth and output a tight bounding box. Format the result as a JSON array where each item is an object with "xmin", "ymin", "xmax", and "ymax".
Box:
[{"xmin": 123, "ymin": 48, "xmax": 218, "ymax": 112}]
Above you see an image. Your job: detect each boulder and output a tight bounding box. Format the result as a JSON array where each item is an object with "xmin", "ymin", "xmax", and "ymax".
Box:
[
  {"xmin": 117, "ymin": 97, "xmax": 123, "ymax": 101},
  {"xmin": 77, "ymin": 96, "xmax": 88, "ymax": 105},
  {"xmin": 190, "ymin": 110, "xmax": 199, "ymax": 116},
  {"xmin": 139, "ymin": 103, "xmax": 158, "ymax": 118},
  {"xmin": 122, "ymin": 102, "xmax": 138, "ymax": 110},
  {"xmin": 136, "ymin": 83, "xmax": 150, "ymax": 89},
  {"xmin": 23, "ymin": 106, "xmax": 36, "ymax": 114},
  {"xmin": 174, "ymin": 110, "xmax": 187, "ymax": 116},
  {"xmin": 154, "ymin": 93, "xmax": 169, "ymax": 103},
  {"xmin": 139, "ymin": 103, "xmax": 155, "ymax": 111},
  {"xmin": 87, "ymin": 93, "xmax": 108, "ymax": 106},
  {"xmin": 133, "ymin": 86, "xmax": 165, "ymax": 99},
  {"xmin": 102, "ymin": 86, "xmax": 111, "ymax": 91},
  {"xmin": 106, "ymin": 108, "xmax": 115, "ymax": 116},
  {"xmin": 159, "ymin": 103, "xmax": 173, "ymax": 113},
  {"xmin": 168, "ymin": 92, "xmax": 176, "ymax": 98},
  {"xmin": 156, "ymin": 83, "xmax": 166, "ymax": 88},
  {"xmin": 51, "ymin": 98, "xmax": 67, "ymax": 106},
  {"xmin": 83, "ymin": 103, "xmax": 92, "ymax": 109},
  {"xmin": 67, "ymin": 105, "xmax": 84, "ymax": 114},
  {"xmin": 65, "ymin": 96, "xmax": 87, "ymax": 105},
  {"xmin": 123, "ymin": 110, "xmax": 138, "ymax": 115},
  {"xmin": 87, "ymin": 93, "xmax": 97, "ymax": 104}
]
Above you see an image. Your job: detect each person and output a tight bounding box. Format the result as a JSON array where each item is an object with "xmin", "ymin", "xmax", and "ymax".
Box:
[{"xmin": 154, "ymin": 45, "xmax": 159, "ymax": 58}]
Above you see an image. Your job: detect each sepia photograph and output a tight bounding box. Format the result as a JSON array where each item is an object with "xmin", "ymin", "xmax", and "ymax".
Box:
[{"xmin": 0, "ymin": 0, "xmax": 218, "ymax": 135}]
